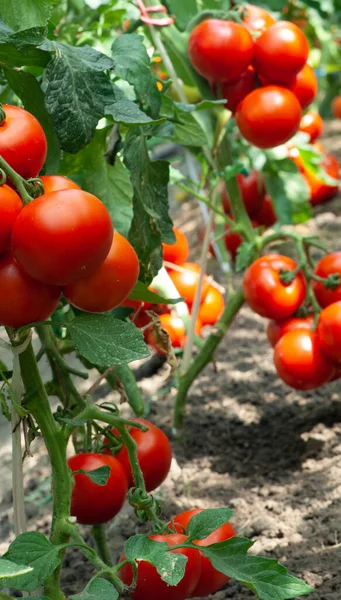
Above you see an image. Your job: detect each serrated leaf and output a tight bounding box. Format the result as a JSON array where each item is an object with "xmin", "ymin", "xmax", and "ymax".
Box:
[
  {"xmin": 0, "ymin": 0, "xmax": 53, "ymax": 32},
  {"xmin": 124, "ymin": 535, "xmax": 187, "ymax": 586},
  {"xmin": 0, "ymin": 559, "xmax": 33, "ymax": 580},
  {"xmin": 105, "ymin": 84, "xmax": 161, "ymax": 126},
  {"xmin": 70, "ymin": 578, "xmax": 119, "ymax": 600},
  {"xmin": 75, "ymin": 466, "xmax": 110, "ymax": 486},
  {"xmin": 235, "ymin": 242, "xmax": 256, "ymax": 271},
  {"xmin": 187, "ymin": 508, "xmax": 234, "ymax": 541},
  {"xmin": 129, "ymin": 281, "xmax": 181, "ymax": 305},
  {"xmin": 67, "ymin": 314, "xmax": 150, "ymax": 367}
]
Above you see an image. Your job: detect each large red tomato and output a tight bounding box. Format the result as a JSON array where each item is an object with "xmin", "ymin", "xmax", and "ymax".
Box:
[
  {"xmin": 243, "ymin": 255, "xmax": 307, "ymax": 319},
  {"xmin": 256, "ymin": 194, "xmax": 277, "ymax": 227},
  {"xmin": 0, "ymin": 185, "xmax": 22, "ymax": 255},
  {"xmin": 0, "ymin": 254, "xmax": 60, "ymax": 328},
  {"xmin": 254, "ymin": 21, "xmax": 309, "ymax": 85},
  {"xmin": 0, "ymin": 105, "xmax": 47, "ymax": 179},
  {"xmin": 63, "ymin": 232, "xmax": 139, "ymax": 313},
  {"xmin": 168, "ymin": 262, "xmax": 209, "ymax": 307},
  {"xmin": 220, "ymin": 66, "xmax": 256, "ymax": 114},
  {"xmin": 68, "ymin": 453, "xmax": 128, "ymax": 525},
  {"xmin": 222, "ymin": 170, "xmax": 265, "ymax": 217},
  {"xmin": 170, "ymin": 508, "xmax": 235, "ymax": 597},
  {"xmin": 299, "ymin": 110, "xmax": 324, "ymax": 141},
  {"xmin": 188, "ymin": 20, "xmax": 254, "ymax": 83},
  {"xmin": 332, "ymin": 96, "xmax": 341, "ymax": 119},
  {"xmin": 274, "ymin": 330, "xmax": 334, "ymax": 390},
  {"xmin": 105, "ymin": 418, "xmax": 172, "ymax": 492},
  {"xmin": 267, "ymin": 314, "xmax": 314, "ymax": 347},
  {"xmin": 162, "ymin": 227, "xmax": 189, "ymax": 265},
  {"xmin": 290, "ymin": 64, "xmax": 318, "ymax": 110},
  {"xmin": 242, "ymin": 4, "xmax": 275, "ymax": 34},
  {"xmin": 198, "ymin": 286, "xmax": 224, "ymax": 326},
  {"xmin": 119, "ymin": 533, "xmax": 201, "ymax": 600},
  {"xmin": 12, "ymin": 189, "xmax": 113, "ymax": 286},
  {"xmin": 39, "ymin": 175, "xmax": 81, "ymax": 193},
  {"xmin": 312, "ymin": 253, "xmax": 341, "ymax": 307},
  {"xmin": 235, "ymin": 86, "xmax": 302, "ymax": 149},
  {"xmin": 317, "ymin": 301, "xmax": 341, "ymax": 363}
]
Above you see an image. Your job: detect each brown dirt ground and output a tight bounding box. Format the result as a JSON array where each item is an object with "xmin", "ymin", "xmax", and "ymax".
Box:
[{"xmin": 2, "ymin": 121, "xmax": 341, "ymax": 599}]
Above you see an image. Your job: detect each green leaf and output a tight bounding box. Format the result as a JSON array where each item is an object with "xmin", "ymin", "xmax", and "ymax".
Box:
[
  {"xmin": 3, "ymin": 67, "xmax": 60, "ymax": 173},
  {"xmin": 42, "ymin": 41, "xmax": 114, "ymax": 153},
  {"xmin": 187, "ymin": 508, "xmax": 234, "ymax": 541},
  {"xmin": 70, "ymin": 578, "xmax": 119, "ymax": 600},
  {"xmin": 105, "ymin": 84, "xmax": 161, "ymax": 126},
  {"xmin": 0, "ymin": 559, "xmax": 33, "ymax": 580},
  {"xmin": 174, "ymin": 99, "xmax": 225, "ymax": 112},
  {"xmin": 160, "ymin": 97, "xmax": 208, "ymax": 147},
  {"xmin": 3, "ymin": 532, "xmax": 62, "ymax": 591},
  {"xmin": 0, "ymin": 42, "xmax": 49, "ymax": 67},
  {"xmin": 235, "ymin": 242, "xmax": 256, "ymax": 272},
  {"xmin": 67, "ymin": 314, "xmax": 150, "ymax": 367},
  {"xmin": 129, "ymin": 281, "xmax": 181, "ymax": 305},
  {"xmin": 111, "ymin": 34, "xmax": 161, "ymax": 118},
  {"xmin": 167, "ymin": 0, "xmax": 198, "ymax": 30},
  {"xmin": 264, "ymin": 158, "xmax": 311, "ymax": 225},
  {"xmin": 75, "ymin": 466, "xmax": 110, "ymax": 486},
  {"xmin": 124, "ymin": 535, "xmax": 187, "ymax": 586},
  {"xmin": 60, "ymin": 128, "xmax": 133, "ymax": 237},
  {"xmin": 0, "ymin": 0, "xmax": 53, "ymax": 31}
]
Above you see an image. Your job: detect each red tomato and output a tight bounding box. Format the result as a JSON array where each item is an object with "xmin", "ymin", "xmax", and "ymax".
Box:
[
  {"xmin": 332, "ymin": 96, "xmax": 341, "ymax": 119},
  {"xmin": 256, "ymin": 194, "xmax": 277, "ymax": 227},
  {"xmin": 290, "ymin": 64, "xmax": 318, "ymax": 110},
  {"xmin": 198, "ymin": 286, "xmax": 224, "ymax": 326},
  {"xmin": 322, "ymin": 153, "xmax": 340, "ymax": 179},
  {"xmin": 242, "ymin": 4, "xmax": 275, "ymax": 34},
  {"xmin": 219, "ymin": 66, "xmax": 256, "ymax": 114},
  {"xmin": 223, "ymin": 227, "xmax": 243, "ymax": 260},
  {"xmin": 12, "ymin": 189, "xmax": 113, "ymax": 286},
  {"xmin": 274, "ymin": 330, "xmax": 334, "ymax": 390},
  {"xmin": 170, "ymin": 508, "xmax": 235, "ymax": 597},
  {"xmin": 267, "ymin": 314, "xmax": 314, "ymax": 347},
  {"xmin": 243, "ymin": 255, "xmax": 307, "ymax": 319},
  {"xmin": 162, "ymin": 227, "xmax": 189, "ymax": 265},
  {"xmin": 188, "ymin": 20, "xmax": 254, "ymax": 83},
  {"xmin": 63, "ymin": 232, "xmax": 139, "ymax": 313},
  {"xmin": 235, "ymin": 86, "xmax": 302, "ymax": 149},
  {"xmin": 222, "ymin": 170, "xmax": 265, "ymax": 217},
  {"xmin": 254, "ymin": 21, "xmax": 309, "ymax": 85},
  {"xmin": 155, "ymin": 313, "xmax": 186, "ymax": 349},
  {"xmin": 122, "ymin": 297, "xmax": 144, "ymax": 311},
  {"xmin": 312, "ymin": 253, "xmax": 341, "ymax": 307},
  {"xmin": 0, "ymin": 185, "xmax": 22, "ymax": 255},
  {"xmin": 68, "ymin": 453, "xmax": 127, "ymax": 525},
  {"xmin": 119, "ymin": 533, "xmax": 201, "ymax": 600},
  {"xmin": 0, "ymin": 254, "xmax": 61, "ymax": 328},
  {"xmin": 168, "ymin": 262, "xmax": 209, "ymax": 307},
  {"xmin": 0, "ymin": 105, "xmax": 47, "ymax": 179},
  {"xmin": 317, "ymin": 301, "xmax": 341, "ymax": 363},
  {"xmin": 105, "ymin": 418, "xmax": 172, "ymax": 492},
  {"xmin": 304, "ymin": 153, "xmax": 339, "ymax": 205},
  {"xmin": 299, "ymin": 110, "xmax": 324, "ymax": 141},
  {"xmin": 39, "ymin": 175, "xmax": 81, "ymax": 193}
]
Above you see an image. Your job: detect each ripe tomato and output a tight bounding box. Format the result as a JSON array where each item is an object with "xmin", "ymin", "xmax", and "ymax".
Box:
[
  {"xmin": 170, "ymin": 508, "xmax": 235, "ymax": 597},
  {"xmin": 198, "ymin": 286, "xmax": 224, "ymax": 326},
  {"xmin": 317, "ymin": 301, "xmax": 341, "ymax": 363},
  {"xmin": 243, "ymin": 255, "xmax": 307, "ymax": 319},
  {"xmin": 119, "ymin": 533, "xmax": 201, "ymax": 600},
  {"xmin": 39, "ymin": 175, "xmax": 81, "ymax": 193},
  {"xmin": 162, "ymin": 227, "xmax": 189, "ymax": 265},
  {"xmin": 63, "ymin": 232, "xmax": 139, "ymax": 313},
  {"xmin": 235, "ymin": 86, "xmax": 302, "ymax": 149},
  {"xmin": 304, "ymin": 153, "xmax": 339, "ymax": 205},
  {"xmin": 256, "ymin": 194, "xmax": 277, "ymax": 227},
  {"xmin": 104, "ymin": 418, "xmax": 172, "ymax": 492},
  {"xmin": 0, "ymin": 254, "xmax": 61, "ymax": 328},
  {"xmin": 68, "ymin": 453, "xmax": 128, "ymax": 525},
  {"xmin": 219, "ymin": 66, "xmax": 256, "ymax": 114},
  {"xmin": 0, "ymin": 105, "xmax": 47, "ymax": 179},
  {"xmin": 299, "ymin": 110, "xmax": 324, "ymax": 141},
  {"xmin": 312, "ymin": 253, "xmax": 341, "ymax": 307},
  {"xmin": 12, "ymin": 189, "xmax": 113, "ymax": 286},
  {"xmin": 274, "ymin": 330, "xmax": 334, "ymax": 390},
  {"xmin": 222, "ymin": 170, "xmax": 265, "ymax": 217},
  {"xmin": 168, "ymin": 262, "xmax": 209, "ymax": 307},
  {"xmin": 332, "ymin": 96, "xmax": 341, "ymax": 119},
  {"xmin": 267, "ymin": 314, "xmax": 314, "ymax": 347},
  {"xmin": 223, "ymin": 226, "xmax": 243, "ymax": 260},
  {"xmin": 242, "ymin": 4, "xmax": 275, "ymax": 34},
  {"xmin": 290, "ymin": 64, "xmax": 318, "ymax": 110},
  {"xmin": 151, "ymin": 313, "xmax": 186, "ymax": 349},
  {"xmin": 188, "ymin": 19, "xmax": 254, "ymax": 83},
  {"xmin": 0, "ymin": 185, "xmax": 22, "ymax": 255},
  {"xmin": 254, "ymin": 21, "xmax": 309, "ymax": 85}
]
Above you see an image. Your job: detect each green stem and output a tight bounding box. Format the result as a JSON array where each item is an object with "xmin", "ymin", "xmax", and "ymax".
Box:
[
  {"xmin": 91, "ymin": 524, "xmax": 112, "ymax": 566},
  {"xmin": 0, "ymin": 156, "xmax": 33, "ymax": 205},
  {"xmin": 176, "ymin": 182, "xmax": 230, "ymax": 221}
]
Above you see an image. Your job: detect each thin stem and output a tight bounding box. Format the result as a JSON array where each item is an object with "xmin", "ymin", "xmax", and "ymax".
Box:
[
  {"xmin": 176, "ymin": 182, "xmax": 229, "ymax": 220},
  {"xmin": 91, "ymin": 524, "xmax": 112, "ymax": 566},
  {"xmin": 0, "ymin": 156, "xmax": 33, "ymax": 205}
]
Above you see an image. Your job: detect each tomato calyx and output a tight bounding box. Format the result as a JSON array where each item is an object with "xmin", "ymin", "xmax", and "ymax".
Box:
[{"xmin": 310, "ymin": 272, "xmax": 341, "ymax": 290}]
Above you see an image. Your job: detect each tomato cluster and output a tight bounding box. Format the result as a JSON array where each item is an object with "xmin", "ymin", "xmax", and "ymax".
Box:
[
  {"xmin": 188, "ymin": 5, "xmax": 318, "ymax": 149},
  {"xmin": 243, "ymin": 253, "xmax": 341, "ymax": 390}
]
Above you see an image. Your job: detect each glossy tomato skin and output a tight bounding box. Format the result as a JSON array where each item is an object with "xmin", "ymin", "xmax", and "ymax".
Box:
[
  {"xmin": 256, "ymin": 194, "xmax": 277, "ymax": 227},
  {"xmin": 39, "ymin": 175, "xmax": 81, "ymax": 193},
  {"xmin": 119, "ymin": 533, "xmax": 201, "ymax": 600},
  {"xmin": 12, "ymin": 189, "xmax": 113, "ymax": 286},
  {"xmin": 0, "ymin": 105, "xmax": 47, "ymax": 179},
  {"xmin": 170, "ymin": 508, "xmax": 236, "ymax": 597},
  {"xmin": 317, "ymin": 301, "xmax": 341, "ymax": 363},
  {"xmin": 0, "ymin": 185, "xmax": 22, "ymax": 255},
  {"xmin": 220, "ymin": 66, "xmax": 256, "ymax": 114},
  {"xmin": 63, "ymin": 232, "xmax": 139, "ymax": 313},
  {"xmin": 0, "ymin": 254, "xmax": 61, "ymax": 328},
  {"xmin": 188, "ymin": 20, "xmax": 254, "ymax": 83},
  {"xmin": 243, "ymin": 255, "xmax": 307, "ymax": 319},
  {"xmin": 312, "ymin": 253, "xmax": 341, "ymax": 308},
  {"xmin": 304, "ymin": 158, "xmax": 339, "ymax": 206},
  {"xmin": 274, "ymin": 330, "xmax": 334, "ymax": 390},
  {"xmin": 105, "ymin": 418, "xmax": 172, "ymax": 492},
  {"xmin": 235, "ymin": 86, "xmax": 302, "ymax": 149},
  {"xmin": 198, "ymin": 286, "xmax": 224, "ymax": 326},
  {"xmin": 254, "ymin": 21, "xmax": 309, "ymax": 85},
  {"xmin": 332, "ymin": 96, "xmax": 341, "ymax": 119},
  {"xmin": 224, "ymin": 226, "xmax": 243, "ymax": 260},
  {"xmin": 159, "ymin": 313, "xmax": 186, "ymax": 348},
  {"xmin": 290, "ymin": 64, "xmax": 318, "ymax": 110},
  {"xmin": 222, "ymin": 170, "xmax": 265, "ymax": 217},
  {"xmin": 267, "ymin": 314, "xmax": 314, "ymax": 347},
  {"xmin": 68, "ymin": 453, "xmax": 128, "ymax": 525},
  {"xmin": 162, "ymin": 227, "xmax": 189, "ymax": 265},
  {"xmin": 299, "ymin": 110, "xmax": 324, "ymax": 141},
  {"xmin": 242, "ymin": 4, "xmax": 275, "ymax": 34},
  {"xmin": 169, "ymin": 262, "xmax": 209, "ymax": 307}
]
